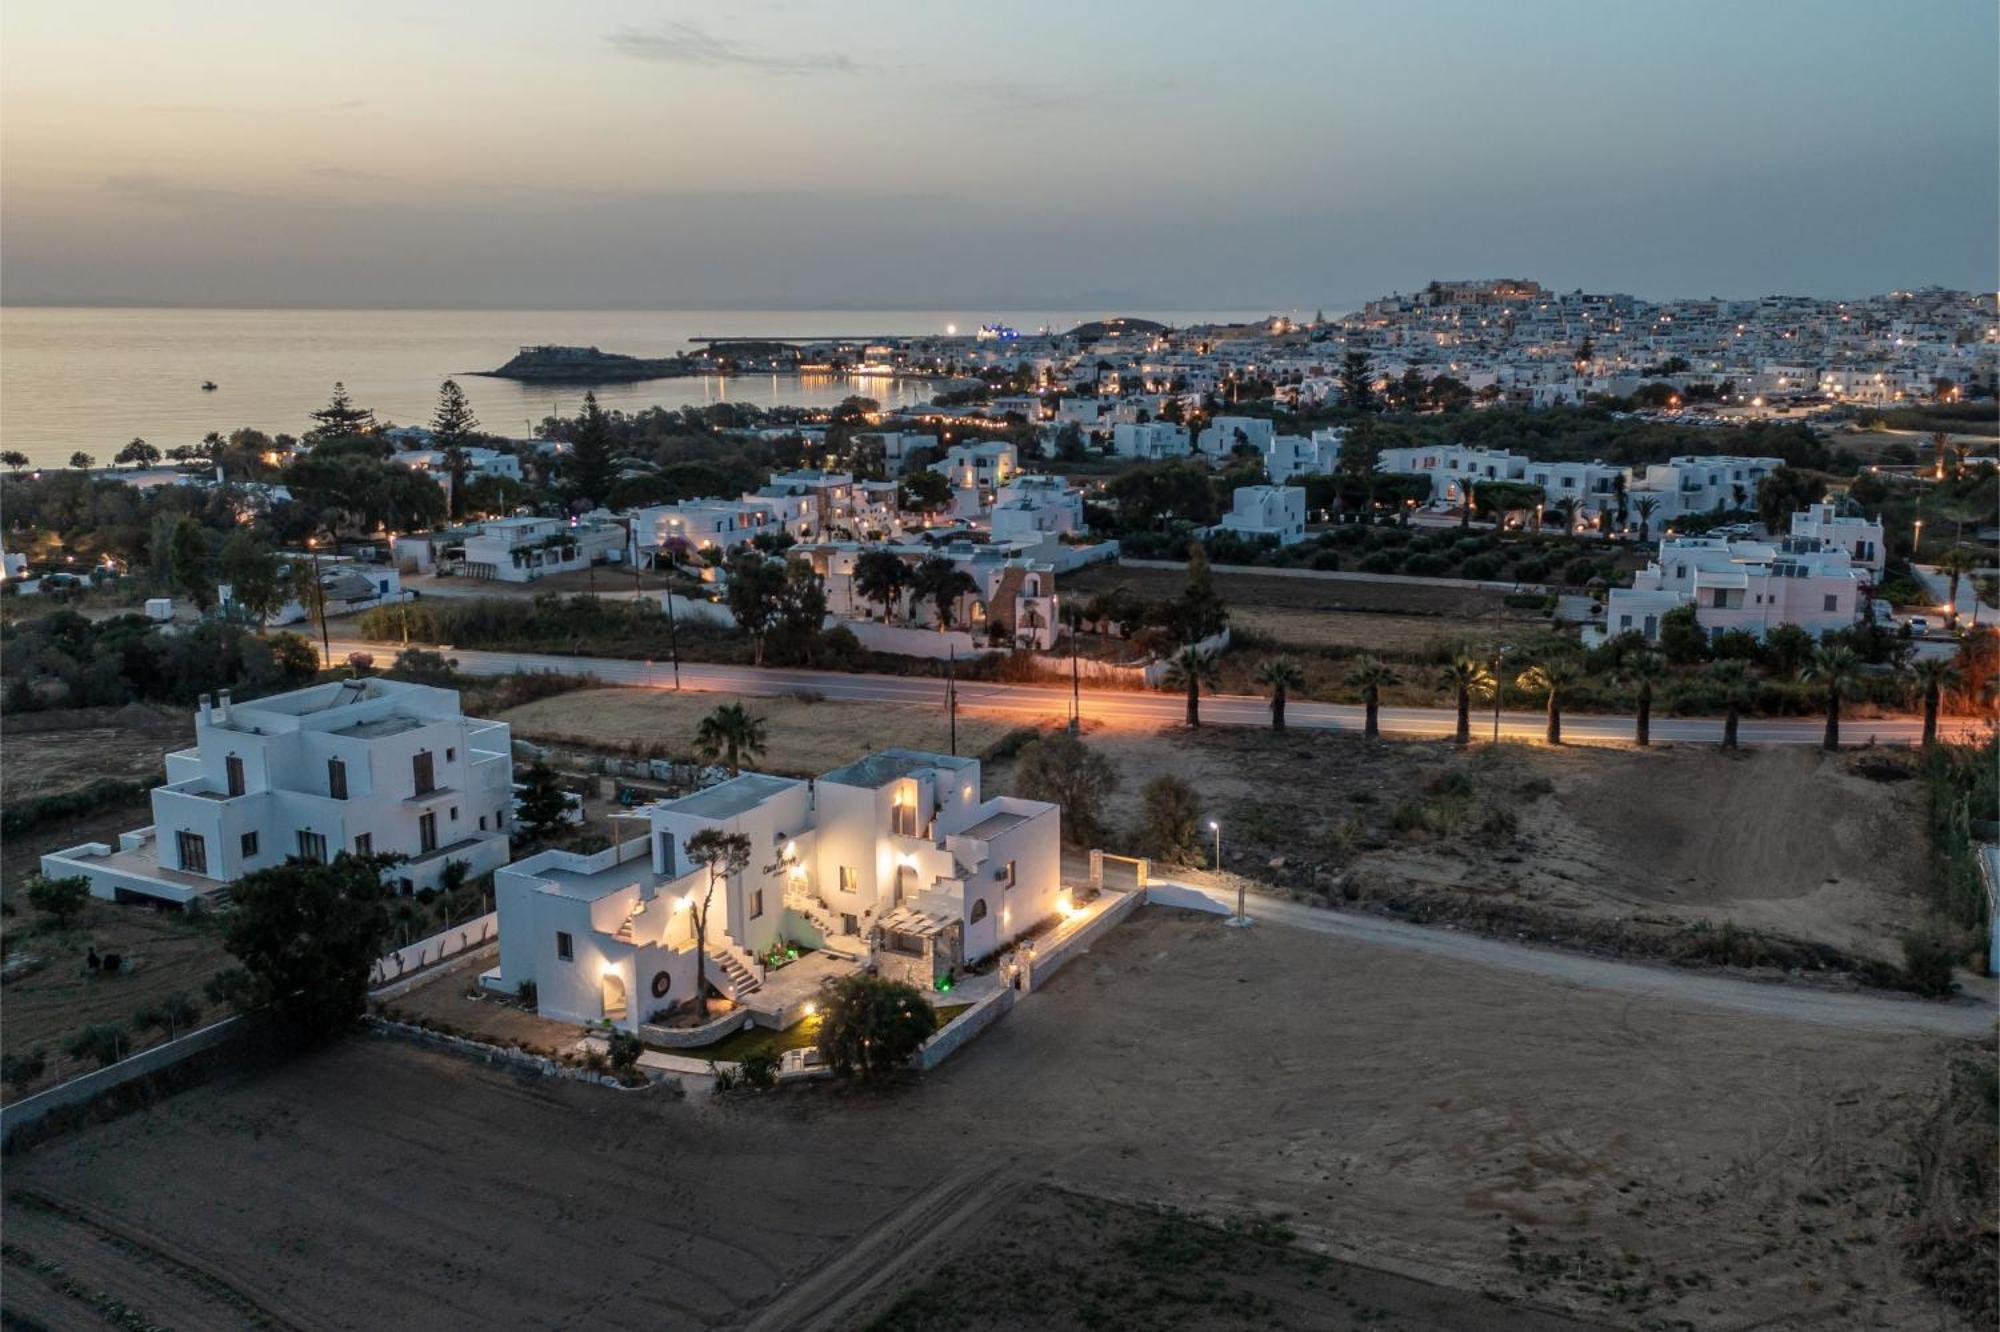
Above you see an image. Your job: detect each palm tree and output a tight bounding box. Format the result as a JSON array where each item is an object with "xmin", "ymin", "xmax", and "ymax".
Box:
[
  {"xmin": 1516, "ymin": 654, "xmax": 1583, "ymax": 745},
  {"xmin": 1163, "ymin": 646, "xmax": 1221, "ymax": 728},
  {"xmin": 1549, "ymin": 497, "xmax": 1580, "ymax": 535},
  {"xmin": 910, "ymin": 557, "xmax": 978, "ymax": 629},
  {"xmin": 1439, "ymin": 657, "xmax": 1494, "ymax": 746},
  {"xmin": 1928, "ymin": 430, "xmax": 1951, "ymax": 479},
  {"xmin": 1344, "ymin": 658, "xmax": 1399, "ymax": 740},
  {"xmin": 1907, "ymin": 656, "xmax": 1959, "ymax": 750},
  {"xmin": 1254, "ymin": 656, "xmax": 1304, "ymax": 731},
  {"xmin": 1799, "ymin": 644, "xmax": 1861, "ymax": 751},
  {"xmin": 1631, "ymin": 495, "xmax": 1659, "ymax": 541},
  {"xmin": 1708, "ymin": 660, "xmax": 1754, "ymax": 750},
  {"xmin": 1933, "ymin": 544, "xmax": 1981, "ymax": 630},
  {"xmin": 1620, "ymin": 651, "xmax": 1668, "ymax": 747},
  {"xmin": 694, "ymin": 702, "xmax": 766, "ymax": 776}
]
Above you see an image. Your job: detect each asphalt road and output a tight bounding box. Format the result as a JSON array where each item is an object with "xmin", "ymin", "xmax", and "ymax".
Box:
[{"xmin": 330, "ymin": 637, "xmax": 1963, "ymax": 747}]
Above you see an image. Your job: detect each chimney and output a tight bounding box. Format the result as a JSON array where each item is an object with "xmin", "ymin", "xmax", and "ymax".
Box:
[
  {"xmin": 198, "ymin": 693, "xmax": 213, "ymax": 723},
  {"xmin": 216, "ymin": 690, "xmax": 231, "ymax": 724}
]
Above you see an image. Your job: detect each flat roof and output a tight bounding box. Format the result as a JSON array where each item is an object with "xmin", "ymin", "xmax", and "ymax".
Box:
[
  {"xmin": 959, "ymin": 810, "xmax": 1027, "ymax": 841},
  {"xmin": 663, "ymin": 772, "xmax": 799, "ymax": 820},
  {"xmin": 818, "ymin": 749, "xmax": 973, "ymax": 790}
]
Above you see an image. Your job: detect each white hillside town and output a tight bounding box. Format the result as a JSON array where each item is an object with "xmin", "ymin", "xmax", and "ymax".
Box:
[{"xmin": 491, "ymin": 750, "xmax": 1062, "ymax": 1033}]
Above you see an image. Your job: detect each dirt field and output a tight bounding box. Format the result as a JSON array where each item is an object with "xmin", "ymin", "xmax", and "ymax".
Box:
[
  {"xmin": 1065, "ymin": 562, "xmax": 1522, "ymax": 618},
  {"xmin": 497, "ymin": 687, "xmax": 1067, "ymax": 775},
  {"xmin": 0, "ymin": 702, "xmax": 189, "ymax": 804},
  {"xmin": 1011, "ymin": 726, "xmax": 1932, "ymax": 965},
  {"xmin": 3, "ymin": 907, "xmax": 1980, "ymax": 1329}
]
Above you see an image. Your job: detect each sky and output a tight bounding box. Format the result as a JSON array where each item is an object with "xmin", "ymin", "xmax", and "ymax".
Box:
[{"xmin": 3, "ymin": 0, "xmax": 1996, "ymax": 311}]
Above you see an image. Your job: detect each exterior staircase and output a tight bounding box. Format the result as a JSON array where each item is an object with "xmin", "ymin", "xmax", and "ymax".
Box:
[
  {"xmin": 784, "ymin": 886, "xmax": 838, "ymax": 938},
  {"xmin": 711, "ymin": 948, "xmax": 762, "ymax": 998}
]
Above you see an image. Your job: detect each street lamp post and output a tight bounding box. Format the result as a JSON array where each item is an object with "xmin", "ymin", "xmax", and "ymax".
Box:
[
  {"xmin": 1490, "ymin": 645, "xmax": 1511, "ymax": 743},
  {"xmin": 307, "ymin": 538, "xmax": 331, "ymax": 668},
  {"xmin": 664, "ymin": 583, "xmax": 682, "ymax": 690}
]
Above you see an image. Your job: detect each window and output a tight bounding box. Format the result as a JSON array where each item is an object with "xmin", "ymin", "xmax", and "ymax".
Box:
[
  {"xmin": 176, "ymin": 830, "xmax": 208, "ymax": 874},
  {"xmin": 1823, "ymin": 594, "xmax": 1838, "ymax": 612},
  {"xmin": 892, "ymin": 795, "xmax": 917, "ymax": 837},
  {"xmin": 240, "ymin": 831, "xmax": 258, "ymax": 858},
  {"xmin": 839, "ymin": 866, "xmax": 858, "ymax": 894},
  {"xmin": 297, "ymin": 830, "xmax": 327, "ymax": 864},
  {"xmin": 450, "ymin": 805, "xmax": 459, "ymax": 822},
  {"xmin": 478, "ymin": 815, "xmax": 488, "ymax": 831},
  {"xmin": 225, "ymin": 754, "xmax": 245, "ymax": 797},
  {"xmin": 556, "ymin": 931, "xmax": 574, "ymax": 961},
  {"xmin": 354, "ymin": 833, "xmax": 372, "ymax": 856},
  {"xmin": 412, "ymin": 750, "xmax": 436, "ymax": 795},
  {"xmin": 418, "ymin": 811, "xmax": 438, "ymax": 854},
  {"xmin": 749, "ymin": 889, "xmax": 764, "ymax": 919},
  {"xmin": 970, "ymin": 898, "xmax": 988, "ymax": 923},
  {"xmin": 446, "ymin": 747, "xmax": 456, "ymax": 762},
  {"xmin": 1002, "ymin": 860, "xmax": 1017, "ymax": 890},
  {"xmin": 328, "ymin": 757, "xmax": 348, "ymax": 800}
]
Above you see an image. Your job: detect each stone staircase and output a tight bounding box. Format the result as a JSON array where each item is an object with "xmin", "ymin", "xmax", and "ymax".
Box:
[
  {"xmin": 784, "ymin": 886, "xmax": 838, "ymax": 938},
  {"xmin": 711, "ymin": 948, "xmax": 762, "ymax": 998}
]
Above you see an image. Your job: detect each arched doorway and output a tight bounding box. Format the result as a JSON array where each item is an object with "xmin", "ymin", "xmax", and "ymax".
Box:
[
  {"xmin": 895, "ymin": 863, "xmax": 919, "ymax": 906},
  {"xmin": 601, "ymin": 971, "xmax": 627, "ymax": 1021}
]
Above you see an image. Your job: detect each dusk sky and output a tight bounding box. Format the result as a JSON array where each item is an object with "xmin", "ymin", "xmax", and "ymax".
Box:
[{"xmin": 4, "ymin": 0, "xmax": 1995, "ymax": 310}]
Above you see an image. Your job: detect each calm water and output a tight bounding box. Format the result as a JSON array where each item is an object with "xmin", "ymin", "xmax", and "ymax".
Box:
[{"xmin": 0, "ymin": 307, "xmax": 1269, "ymax": 465}]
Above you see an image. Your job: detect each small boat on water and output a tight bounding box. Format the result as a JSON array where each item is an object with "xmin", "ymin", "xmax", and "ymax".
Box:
[{"xmin": 200, "ymin": 380, "xmax": 218, "ymax": 391}]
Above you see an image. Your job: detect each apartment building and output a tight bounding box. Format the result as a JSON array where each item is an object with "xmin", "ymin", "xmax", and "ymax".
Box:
[
  {"xmin": 1596, "ymin": 534, "xmax": 1868, "ymax": 645},
  {"xmin": 1196, "ymin": 415, "xmax": 1276, "ymax": 458},
  {"xmin": 43, "ymin": 679, "xmax": 515, "ymax": 906},
  {"xmin": 489, "ymin": 750, "xmax": 1061, "ymax": 1030},
  {"xmin": 1788, "ymin": 500, "xmax": 1885, "ymax": 576},
  {"xmin": 1111, "ymin": 421, "xmax": 1192, "ymax": 460},
  {"xmin": 1215, "ymin": 485, "xmax": 1309, "ymax": 545}
]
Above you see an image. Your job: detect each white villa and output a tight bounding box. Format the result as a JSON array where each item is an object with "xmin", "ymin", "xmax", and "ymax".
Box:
[
  {"xmin": 989, "ymin": 474, "xmax": 1085, "ymax": 540},
  {"xmin": 1196, "ymin": 415, "xmax": 1276, "ymax": 458},
  {"xmin": 1595, "ymin": 531, "xmax": 1870, "ymax": 646},
  {"xmin": 490, "ymin": 750, "xmax": 1062, "ymax": 1031},
  {"xmin": 1789, "ymin": 500, "xmax": 1886, "ymax": 577},
  {"xmin": 42, "ymin": 679, "xmax": 515, "ymax": 906},
  {"xmin": 1376, "ymin": 444, "xmax": 1781, "ymax": 527},
  {"xmin": 1111, "ymin": 421, "xmax": 1192, "ymax": 460},
  {"xmin": 1215, "ymin": 485, "xmax": 1308, "ymax": 545},
  {"xmin": 459, "ymin": 516, "xmax": 625, "ymax": 582}
]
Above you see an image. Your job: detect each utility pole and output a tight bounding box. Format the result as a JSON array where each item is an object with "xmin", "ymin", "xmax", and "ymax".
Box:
[
  {"xmin": 308, "ymin": 537, "xmax": 331, "ymax": 668},
  {"xmin": 665, "ymin": 584, "xmax": 682, "ymax": 690},
  {"xmin": 1490, "ymin": 645, "xmax": 1510, "ymax": 743},
  {"xmin": 1068, "ymin": 609, "xmax": 1081, "ymax": 735},
  {"xmin": 946, "ymin": 647, "xmax": 958, "ymax": 756}
]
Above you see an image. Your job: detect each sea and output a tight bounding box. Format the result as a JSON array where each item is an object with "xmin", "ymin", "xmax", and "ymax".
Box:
[{"xmin": 0, "ymin": 306, "xmax": 1273, "ymax": 467}]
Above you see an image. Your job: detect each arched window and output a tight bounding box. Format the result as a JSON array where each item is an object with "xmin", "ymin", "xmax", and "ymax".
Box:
[{"xmin": 969, "ymin": 898, "xmax": 989, "ymax": 923}]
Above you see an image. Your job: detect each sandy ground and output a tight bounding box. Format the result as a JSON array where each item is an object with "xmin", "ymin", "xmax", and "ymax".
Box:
[
  {"xmin": 1044, "ymin": 726, "xmax": 1931, "ymax": 962},
  {"xmin": 0, "ymin": 702, "xmax": 190, "ymax": 804},
  {"xmin": 497, "ymin": 686, "xmax": 1066, "ymax": 775},
  {"xmin": 3, "ymin": 907, "xmax": 1980, "ymax": 1330},
  {"xmin": 1064, "ymin": 563, "xmax": 1521, "ymax": 618}
]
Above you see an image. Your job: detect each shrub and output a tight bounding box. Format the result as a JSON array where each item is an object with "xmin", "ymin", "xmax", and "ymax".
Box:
[
  {"xmin": 1657, "ymin": 605, "xmax": 1710, "ymax": 664},
  {"xmin": 516, "ymin": 979, "xmax": 538, "ymax": 1008},
  {"xmin": 2, "ymin": 1049, "xmax": 47, "ymax": 1093},
  {"xmin": 1901, "ymin": 932, "xmax": 1960, "ymax": 998},
  {"xmin": 1134, "ymin": 774, "xmax": 1203, "ymax": 865},
  {"xmin": 1402, "ymin": 553, "xmax": 1448, "ymax": 577},
  {"xmin": 1013, "ymin": 732, "xmax": 1117, "ymax": 846},
  {"xmin": 815, "ymin": 973, "xmax": 938, "ymax": 1081},
  {"xmin": 132, "ymin": 991, "xmax": 202, "ymax": 1040},
  {"xmin": 1461, "ymin": 555, "xmax": 1502, "ymax": 581},
  {"xmin": 606, "ymin": 1029, "xmax": 642, "ymax": 1073},
  {"xmin": 1357, "ymin": 551, "xmax": 1403, "ymax": 574},
  {"xmin": 23, "ymin": 873, "xmax": 90, "ymax": 928},
  {"xmin": 1710, "ymin": 629, "xmax": 1762, "ymax": 661},
  {"xmin": 63, "ymin": 1022, "xmax": 127, "ymax": 1068},
  {"xmin": 1511, "ymin": 558, "xmax": 1549, "ymax": 583},
  {"xmin": 738, "ymin": 1049, "xmax": 780, "ymax": 1090}
]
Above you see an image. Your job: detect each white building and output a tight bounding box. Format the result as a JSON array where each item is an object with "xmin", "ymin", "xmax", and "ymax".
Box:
[
  {"xmin": 1215, "ymin": 485, "xmax": 1309, "ymax": 545},
  {"xmin": 1111, "ymin": 421, "xmax": 1192, "ymax": 460},
  {"xmin": 43, "ymin": 679, "xmax": 515, "ymax": 906},
  {"xmin": 1196, "ymin": 415, "xmax": 1276, "ymax": 459},
  {"xmin": 393, "ymin": 447, "xmax": 523, "ymax": 484},
  {"xmin": 629, "ymin": 500, "xmax": 779, "ymax": 564},
  {"xmin": 1789, "ymin": 501, "xmax": 1885, "ymax": 577},
  {"xmin": 930, "ymin": 441, "xmax": 1020, "ymax": 495},
  {"xmin": 1626, "ymin": 455, "xmax": 1781, "ymax": 524},
  {"xmin": 1265, "ymin": 429, "xmax": 1344, "ymax": 484},
  {"xmin": 459, "ymin": 516, "xmax": 624, "ymax": 582},
  {"xmin": 489, "ymin": 750, "xmax": 1062, "ymax": 1030},
  {"xmin": 988, "ymin": 474, "xmax": 1085, "ymax": 540},
  {"xmin": 1596, "ymin": 534, "xmax": 1869, "ymax": 645},
  {"xmin": 221, "ymin": 557, "xmax": 408, "ymax": 628}
]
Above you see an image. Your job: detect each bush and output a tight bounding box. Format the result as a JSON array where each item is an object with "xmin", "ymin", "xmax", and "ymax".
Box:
[
  {"xmin": 63, "ymin": 1022, "xmax": 127, "ymax": 1068},
  {"xmin": 2, "ymin": 1049, "xmax": 47, "ymax": 1092},
  {"xmin": 1460, "ymin": 555, "xmax": 1502, "ymax": 581},
  {"xmin": 737, "ymin": 1049, "xmax": 780, "ymax": 1090},
  {"xmin": 1357, "ymin": 551, "xmax": 1403, "ymax": 574},
  {"xmin": 1657, "ymin": 605, "xmax": 1710, "ymax": 664},
  {"xmin": 24, "ymin": 872, "xmax": 90, "ymax": 928},
  {"xmin": 1134, "ymin": 774, "xmax": 1203, "ymax": 865},
  {"xmin": 1013, "ymin": 732, "xmax": 1118, "ymax": 846},
  {"xmin": 606, "ymin": 1029, "xmax": 642, "ymax": 1073},
  {"xmin": 814, "ymin": 973, "xmax": 938, "ymax": 1081},
  {"xmin": 1710, "ymin": 629, "xmax": 1762, "ymax": 661},
  {"xmin": 386, "ymin": 647, "xmax": 460, "ymax": 686},
  {"xmin": 516, "ymin": 979, "xmax": 538, "ymax": 1008},
  {"xmin": 1901, "ymin": 932, "xmax": 1960, "ymax": 998},
  {"xmin": 1402, "ymin": 553, "xmax": 1448, "ymax": 577},
  {"xmin": 1511, "ymin": 558, "xmax": 1549, "ymax": 583}
]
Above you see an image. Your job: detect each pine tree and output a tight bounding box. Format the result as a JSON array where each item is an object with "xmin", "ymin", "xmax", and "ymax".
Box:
[
  {"xmin": 564, "ymin": 392, "xmax": 615, "ymax": 508},
  {"xmin": 430, "ymin": 379, "xmax": 480, "ymax": 518},
  {"xmin": 308, "ymin": 382, "xmax": 376, "ymax": 441}
]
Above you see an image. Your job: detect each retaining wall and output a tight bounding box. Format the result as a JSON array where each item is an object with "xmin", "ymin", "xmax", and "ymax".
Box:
[
  {"xmin": 1, "ymin": 1017, "xmax": 245, "ymax": 1147},
  {"xmin": 915, "ymin": 987, "xmax": 1016, "ymax": 1070},
  {"xmin": 370, "ymin": 912, "xmax": 498, "ymax": 987}
]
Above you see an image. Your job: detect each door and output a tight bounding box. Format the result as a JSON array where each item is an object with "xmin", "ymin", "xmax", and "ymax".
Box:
[
  {"xmin": 601, "ymin": 971, "xmax": 627, "ymax": 1022},
  {"xmin": 895, "ymin": 863, "xmax": 919, "ymax": 906},
  {"xmin": 225, "ymin": 755, "xmax": 245, "ymax": 797},
  {"xmin": 419, "ymin": 811, "xmax": 438, "ymax": 854}
]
